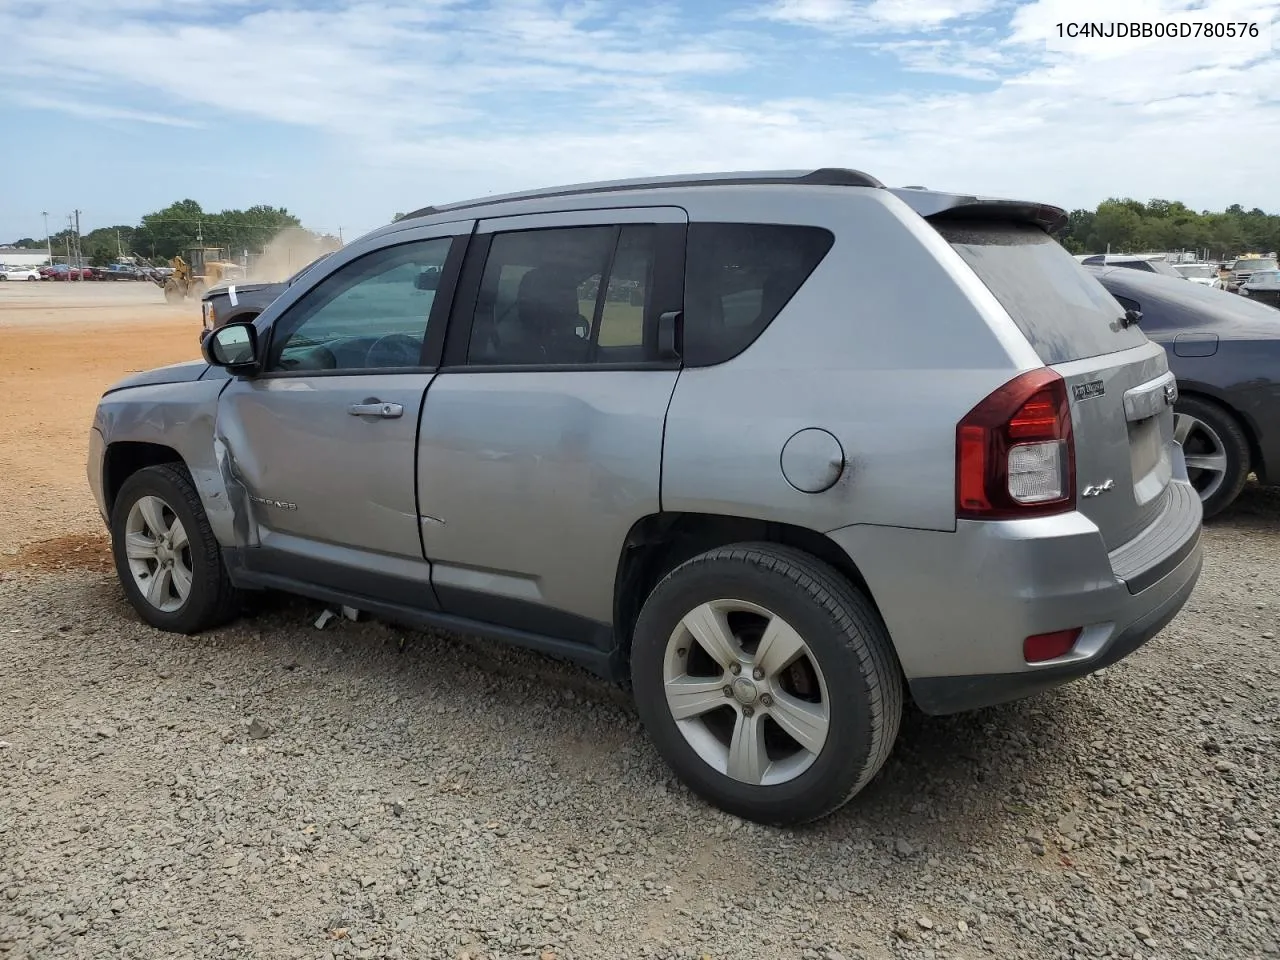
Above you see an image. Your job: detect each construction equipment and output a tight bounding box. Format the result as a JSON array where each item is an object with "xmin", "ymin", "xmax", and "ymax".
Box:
[{"xmin": 159, "ymin": 247, "xmax": 241, "ymax": 303}]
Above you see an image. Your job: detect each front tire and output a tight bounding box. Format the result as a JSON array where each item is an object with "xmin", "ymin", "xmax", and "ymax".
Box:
[
  {"xmin": 110, "ymin": 464, "xmax": 242, "ymax": 633},
  {"xmin": 1174, "ymin": 395, "xmax": 1250, "ymax": 520},
  {"xmin": 631, "ymin": 543, "xmax": 902, "ymax": 826}
]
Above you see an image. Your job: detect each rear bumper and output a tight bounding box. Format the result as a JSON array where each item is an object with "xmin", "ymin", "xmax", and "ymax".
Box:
[
  {"xmin": 828, "ymin": 475, "xmax": 1203, "ymax": 716},
  {"xmin": 908, "ymin": 529, "xmax": 1201, "ymax": 714}
]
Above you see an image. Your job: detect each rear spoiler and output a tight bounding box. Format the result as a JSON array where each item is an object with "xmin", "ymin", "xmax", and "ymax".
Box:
[{"xmin": 889, "ymin": 187, "xmax": 1069, "ymax": 235}]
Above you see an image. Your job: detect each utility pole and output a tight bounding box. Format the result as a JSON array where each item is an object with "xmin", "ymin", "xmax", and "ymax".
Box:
[
  {"xmin": 42, "ymin": 211, "xmax": 51, "ymax": 265},
  {"xmin": 74, "ymin": 210, "xmax": 82, "ymax": 278},
  {"xmin": 117, "ymin": 229, "xmax": 123, "ymax": 259}
]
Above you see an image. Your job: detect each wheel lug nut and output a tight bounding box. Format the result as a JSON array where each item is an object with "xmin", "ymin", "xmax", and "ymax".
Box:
[
  {"xmin": 723, "ymin": 685, "xmax": 733, "ymax": 698},
  {"xmin": 760, "ymin": 694, "xmax": 773, "ymax": 707},
  {"xmin": 730, "ymin": 663, "xmax": 741, "ymax": 675},
  {"xmin": 742, "ymin": 706, "xmax": 754, "ymax": 717},
  {"xmin": 677, "ymin": 647, "xmax": 687, "ymax": 657},
  {"xmin": 753, "ymin": 667, "xmax": 764, "ymax": 680}
]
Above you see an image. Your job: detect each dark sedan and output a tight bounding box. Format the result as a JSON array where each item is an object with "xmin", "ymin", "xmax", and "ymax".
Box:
[
  {"xmin": 198, "ymin": 253, "xmax": 333, "ymax": 343},
  {"xmin": 1087, "ymin": 264, "xmax": 1280, "ymax": 518}
]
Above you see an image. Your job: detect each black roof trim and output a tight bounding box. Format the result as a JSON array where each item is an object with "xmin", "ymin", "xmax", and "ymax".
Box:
[{"xmin": 400, "ymin": 167, "xmax": 884, "ymax": 221}]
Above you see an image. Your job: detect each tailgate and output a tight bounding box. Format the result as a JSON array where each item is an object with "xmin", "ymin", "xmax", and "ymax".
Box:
[
  {"xmin": 934, "ymin": 219, "xmax": 1178, "ymax": 551},
  {"xmin": 1053, "ymin": 340, "xmax": 1176, "ymax": 549}
]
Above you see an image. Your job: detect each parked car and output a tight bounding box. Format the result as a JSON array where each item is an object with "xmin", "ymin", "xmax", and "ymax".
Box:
[
  {"xmin": 1173, "ymin": 262, "xmax": 1219, "ymax": 287},
  {"xmin": 97, "ymin": 263, "xmax": 149, "ymax": 281},
  {"xmin": 88, "ymin": 169, "xmax": 1203, "ymax": 825},
  {"xmin": 41, "ymin": 264, "xmax": 93, "ymax": 280},
  {"xmin": 198, "ymin": 253, "xmax": 333, "ymax": 342},
  {"xmin": 1227, "ymin": 256, "xmax": 1278, "ymax": 292},
  {"xmin": 1238, "ymin": 268, "xmax": 1280, "ymax": 308},
  {"xmin": 0, "ymin": 267, "xmax": 41, "ymax": 281},
  {"xmin": 1076, "ymin": 253, "xmax": 1186, "ymax": 279},
  {"xmin": 1086, "ymin": 264, "xmax": 1280, "ymax": 518}
]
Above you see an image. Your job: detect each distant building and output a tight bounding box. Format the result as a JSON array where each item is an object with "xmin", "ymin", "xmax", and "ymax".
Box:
[{"xmin": 0, "ymin": 247, "xmax": 50, "ymax": 268}]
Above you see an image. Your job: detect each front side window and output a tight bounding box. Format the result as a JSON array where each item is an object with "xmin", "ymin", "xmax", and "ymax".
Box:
[
  {"xmin": 268, "ymin": 237, "xmax": 453, "ymax": 372},
  {"xmin": 466, "ymin": 225, "xmax": 657, "ymax": 366}
]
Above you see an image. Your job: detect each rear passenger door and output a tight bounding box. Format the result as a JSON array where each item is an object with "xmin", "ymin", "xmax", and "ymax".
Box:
[{"xmin": 416, "ymin": 207, "xmax": 687, "ymax": 646}]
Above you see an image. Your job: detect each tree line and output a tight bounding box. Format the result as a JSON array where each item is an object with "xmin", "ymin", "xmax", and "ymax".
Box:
[
  {"xmin": 1059, "ymin": 199, "xmax": 1279, "ymax": 260},
  {"xmin": 7, "ymin": 200, "xmax": 328, "ymax": 266},
  {"xmin": 11, "ymin": 196, "xmax": 1277, "ymax": 266}
]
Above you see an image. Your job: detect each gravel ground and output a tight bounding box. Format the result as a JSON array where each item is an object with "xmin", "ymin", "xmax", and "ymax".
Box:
[{"xmin": 2, "ymin": 485, "xmax": 1278, "ymax": 960}]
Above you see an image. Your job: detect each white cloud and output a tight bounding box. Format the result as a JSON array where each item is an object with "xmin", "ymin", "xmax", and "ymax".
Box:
[
  {"xmin": 11, "ymin": 94, "xmax": 205, "ymax": 128},
  {"xmin": 762, "ymin": 0, "xmax": 1005, "ymax": 31}
]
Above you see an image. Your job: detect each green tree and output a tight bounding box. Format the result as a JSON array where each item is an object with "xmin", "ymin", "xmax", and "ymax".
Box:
[{"xmin": 135, "ymin": 199, "xmax": 206, "ymax": 260}]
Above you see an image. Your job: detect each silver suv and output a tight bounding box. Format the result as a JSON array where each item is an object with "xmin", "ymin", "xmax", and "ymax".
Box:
[{"xmin": 87, "ymin": 169, "xmax": 1203, "ymax": 825}]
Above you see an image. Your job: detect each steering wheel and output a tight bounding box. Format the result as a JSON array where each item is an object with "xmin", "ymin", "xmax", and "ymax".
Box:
[{"xmin": 365, "ymin": 333, "xmax": 422, "ymax": 368}]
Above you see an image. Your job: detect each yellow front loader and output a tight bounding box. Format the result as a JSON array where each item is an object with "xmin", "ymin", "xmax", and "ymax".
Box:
[{"xmin": 162, "ymin": 248, "xmax": 241, "ymax": 303}]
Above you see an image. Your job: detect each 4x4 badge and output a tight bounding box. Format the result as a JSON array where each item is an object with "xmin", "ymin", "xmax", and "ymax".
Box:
[{"xmin": 1082, "ymin": 479, "xmax": 1115, "ymax": 498}]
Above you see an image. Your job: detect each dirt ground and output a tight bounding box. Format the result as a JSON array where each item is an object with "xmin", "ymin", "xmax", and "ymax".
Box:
[
  {"xmin": 0, "ymin": 282, "xmax": 203, "ymax": 565},
  {"xmin": 2, "ymin": 277, "xmax": 1278, "ymax": 960}
]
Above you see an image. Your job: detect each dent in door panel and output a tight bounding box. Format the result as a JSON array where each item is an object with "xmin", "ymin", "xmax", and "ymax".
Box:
[{"xmin": 417, "ymin": 371, "xmax": 679, "ymax": 622}]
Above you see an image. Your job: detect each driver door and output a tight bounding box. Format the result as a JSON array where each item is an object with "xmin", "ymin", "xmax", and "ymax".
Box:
[{"xmin": 214, "ymin": 225, "xmax": 470, "ymax": 607}]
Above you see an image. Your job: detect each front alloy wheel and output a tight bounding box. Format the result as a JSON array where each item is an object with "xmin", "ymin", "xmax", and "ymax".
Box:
[
  {"xmin": 110, "ymin": 463, "xmax": 242, "ymax": 633},
  {"xmin": 123, "ymin": 495, "xmax": 193, "ymax": 612}
]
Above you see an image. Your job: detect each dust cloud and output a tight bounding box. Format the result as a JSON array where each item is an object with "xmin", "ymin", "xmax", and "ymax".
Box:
[{"xmin": 245, "ymin": 227, "xmax": 343, "ymax": 283}]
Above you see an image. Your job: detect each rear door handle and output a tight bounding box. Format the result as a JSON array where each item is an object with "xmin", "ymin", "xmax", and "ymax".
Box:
[{"xmin": 348, "ymin": 400, "xmax": 403, "ymax": 419}]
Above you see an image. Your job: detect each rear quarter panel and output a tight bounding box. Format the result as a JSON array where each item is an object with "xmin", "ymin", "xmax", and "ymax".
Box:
[
  {"xmin": 1150, "ymin": 333, "xmax": 1280, "ymax": 485},
  {"xmin": 662, "ymin": 188, "xmax": 1036, "ymax": 534}
]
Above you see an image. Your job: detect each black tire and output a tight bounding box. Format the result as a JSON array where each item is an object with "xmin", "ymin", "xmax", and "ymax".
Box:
[
  {"xmin": 630, "ymin": 543, "xmax": 902, "ymax": 826},
  {"xmin": 1175, "ymin": 394, "xmax": 1250, "ymax": 520},
  {"xmin": 110, "ymin": 464, "xmax": 242, "ymax": 633}
]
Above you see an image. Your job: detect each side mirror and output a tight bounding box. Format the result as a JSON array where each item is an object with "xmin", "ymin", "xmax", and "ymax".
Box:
[
  {"xmin": 202, "ymin": 321, "xmax": 259, "ymax": 372},
  {"xmin": 415, "ymin": 268, "xmax": 440, "ymax": 291}
]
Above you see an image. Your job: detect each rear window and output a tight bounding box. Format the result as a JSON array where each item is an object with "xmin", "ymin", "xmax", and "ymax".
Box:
[
  {"xmin": 683, "ymin": 223, "xmax": 834, "ymax": 366},
  {"xmin": 936, "ymin": 221, "xmax": 1148, "ymax": 364}
]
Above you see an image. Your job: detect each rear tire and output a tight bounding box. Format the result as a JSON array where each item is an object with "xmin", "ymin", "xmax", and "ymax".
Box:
[
  {"xmin": 1174, "ymin": 395, "xmax": 1250, "ymax": 520},
  {"xmin": 110, "ymin": 464, "xmax": 242, "ymax": 633},
  {"xmin": 631, "ymin": 543, "xmax": 902, "ymax": 826}
]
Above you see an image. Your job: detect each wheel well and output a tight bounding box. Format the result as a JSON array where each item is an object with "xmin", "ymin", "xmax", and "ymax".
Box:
[
  {"xmin": 612, "ymin": 512, "xmax": 879, "ymax": 661},
  {"xmin": 103, "ymin": 442, "xmax": 184, "ymax": 514},
  {"xmin": 1179, "ymin": 388, "xmax": 1264, "ymax": 482}
]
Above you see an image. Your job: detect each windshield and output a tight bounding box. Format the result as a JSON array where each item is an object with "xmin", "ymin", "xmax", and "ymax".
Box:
[
  {"xmin": 938, "ymin": 222, "xmax": 1148, "ymax": 364},
  {"xmin": 1175, "ymin": 264, "xmax": 1214, "ymax": 279},
  {"xmin": 1142, "ymin": 259, "xmax": 1182, "ymax": 278},
  {"xmin": 1233, "ymin": 259, "xmax": 1278, "ymax": 272}
]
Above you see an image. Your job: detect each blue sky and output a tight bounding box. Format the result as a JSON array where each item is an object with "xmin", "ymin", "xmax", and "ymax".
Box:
[{"xmin": 1, "ymin": 0, "xmax": 1278, "ymax": 244}]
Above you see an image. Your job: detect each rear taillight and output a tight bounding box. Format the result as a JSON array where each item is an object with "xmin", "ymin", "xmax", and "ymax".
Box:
[{"xmin": 956, "ymin": 368, "xmax": 1075, "ymax": 520}]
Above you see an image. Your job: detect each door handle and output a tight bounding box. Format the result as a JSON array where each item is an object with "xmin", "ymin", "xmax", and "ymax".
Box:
[{"xmin": 347, "ymin": 400, "xmax": 403, "ymax": 419}]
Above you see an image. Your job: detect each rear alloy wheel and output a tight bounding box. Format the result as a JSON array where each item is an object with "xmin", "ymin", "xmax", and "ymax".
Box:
[
  {"xmin": 631, "ymin": 543, "xmax": 902, "ymax": 826},
  {"xmin": 110, "ymin": 464, "xmax": 242, "ymax": 633},
  {"xmin": 1173, "ymin": 395, "xmax": 1250, "ymax": 519}
]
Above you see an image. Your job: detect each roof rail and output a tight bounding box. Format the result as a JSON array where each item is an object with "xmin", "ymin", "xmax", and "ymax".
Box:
[{"xmin": 400, "ymin": 167, "xmax": 884, "ymax": 220}]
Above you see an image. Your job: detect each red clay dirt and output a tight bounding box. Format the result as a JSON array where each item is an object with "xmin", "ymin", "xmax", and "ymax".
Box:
[{"xmin": 0, "ymin": 282, "xmax": 203, "ymax": 571}]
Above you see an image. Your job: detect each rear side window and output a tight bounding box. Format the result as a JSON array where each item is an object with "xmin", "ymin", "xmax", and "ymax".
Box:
[
  {"xmin": 936, "ymin": 221, "xmax": 1148, "ymax": 365},
  {"xmin": 683, "ymin": 223, "xmax": 834, "ymax": 366}
]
